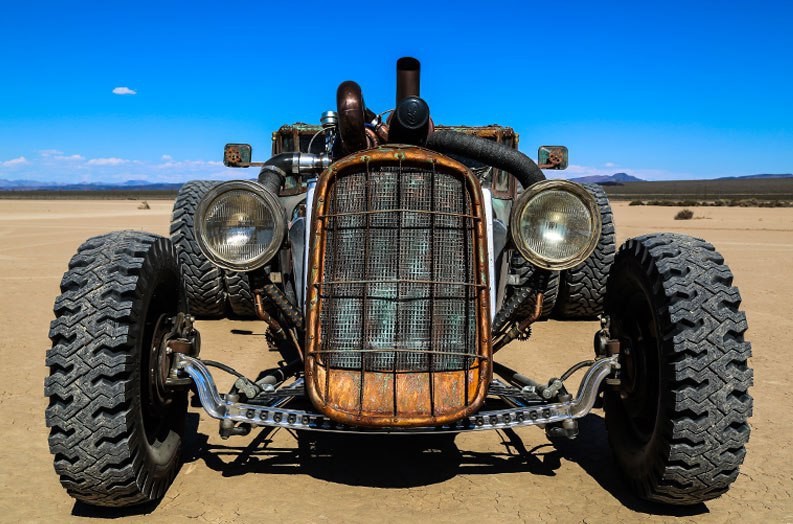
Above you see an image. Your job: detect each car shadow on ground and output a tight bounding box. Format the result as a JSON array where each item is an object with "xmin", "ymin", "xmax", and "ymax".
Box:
[
  {"xmin": 70, "ymin": 412, "xmax": 709, "ymax": 517},
  {"xmin": 72, "ymin": 501, "xmax": 162, "ymax": 519},
  {"xmin": 550, "ymin": 414, "xmax": 709, "ymax": 517},
  {"xmin": 182, "ymin": 412, "xmax": 708, "ymax": 517}
]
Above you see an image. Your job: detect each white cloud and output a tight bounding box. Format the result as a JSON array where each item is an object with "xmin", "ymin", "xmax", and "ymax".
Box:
[
  {"xmin": 87, "ymin": 157, "xmax": 128, "ymax": 166},
  {"xmin": 112, "ymin": 86, "xmax": 137, "ymax": 96},
  {"xmin": 39, "ymin": 149, "xmax": 63, "ymax": 157},
  {"xmin": 1, "ymin": 156, "xmax": 29, "ymax": 167},
  {"xmin": 604, "ymin": 162, "xmax": 616, "ymax": 168},
  {"xmin": 156, "ymin": 158, "xmax": 224, "ymax": 169},
  {"xmin": 39, "ymin": 150, "xmax": 84, "ymax": 162},
  {"xmin": 2, "ymin": 152, "xmax": 231, "ymax": 184}
]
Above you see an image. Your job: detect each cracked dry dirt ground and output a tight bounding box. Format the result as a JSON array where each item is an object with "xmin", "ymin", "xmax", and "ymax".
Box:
[{"xmin": 0, "ymin": 200, "xmax": 791, "ymax": 523}]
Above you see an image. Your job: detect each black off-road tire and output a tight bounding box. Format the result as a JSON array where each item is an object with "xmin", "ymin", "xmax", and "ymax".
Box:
[
  {"xmin": 605, "ymin": 233, "xmax": 752, "ymax": 505},
  {"xmin": 510, "ymin": 251, "xmax": 559, "ymax": 319},
  {"xmin": 554, "ymin": 183, "xmax": 615, "ymax": 319},
  {"xmin": 225, "ymin": 271, "xmax": 257, "ymax": 318},
  {"xmin": 45, "ymin": 231, "xmax": 187, "ymax": 507},
  {"xmin": 170, "ymin": 180, "xmax": 226, "ymax": 318}
]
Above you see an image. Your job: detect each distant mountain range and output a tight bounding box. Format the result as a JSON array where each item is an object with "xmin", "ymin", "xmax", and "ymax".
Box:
[
  {"xmin": 567, "ymin": 172, "xmax": 793, "ymax": 185},
  {"xmin": 0, "ymin": 179, "xmax": 184, "ymax": 191},
  {"xmin": 567, "ymin": 173, "xmax": 644, "ymax": 184},
  {"xmin": 1, "ymin": 172, "xmax": 792, "ymax": 191},
  {"xmin": 715, "ymin": 173, "xmax": 793, "ymax": 180}
]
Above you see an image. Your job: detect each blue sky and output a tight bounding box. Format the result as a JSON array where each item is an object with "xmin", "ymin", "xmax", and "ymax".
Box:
[{"xmin": 0, "ymin": 1, "xmax": 791, "ymax": 183}]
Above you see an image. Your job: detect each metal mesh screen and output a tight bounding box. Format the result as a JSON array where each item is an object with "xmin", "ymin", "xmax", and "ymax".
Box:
[{"xmin": 318, "ymin": 163, "xmax": 478, "ymax": 372}]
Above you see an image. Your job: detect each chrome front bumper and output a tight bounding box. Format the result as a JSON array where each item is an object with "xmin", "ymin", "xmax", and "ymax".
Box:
[{"xmin": 176, "ymin": 354, "xmax": 619, "ymax": 434}]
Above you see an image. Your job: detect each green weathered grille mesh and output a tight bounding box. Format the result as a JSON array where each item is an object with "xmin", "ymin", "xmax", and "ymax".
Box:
[{"xmin": 318, "ymin": 164, "xmax": 478, "ymax": 372}]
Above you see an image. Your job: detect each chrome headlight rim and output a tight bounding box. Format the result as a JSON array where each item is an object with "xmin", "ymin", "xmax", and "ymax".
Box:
[
  {"xmin": 510, "ymin": 179, "xmax": 601, "ymax": 271},
  {"xmin": 195, "ymin": 179, "xmax": 286, "ymax": 272}
]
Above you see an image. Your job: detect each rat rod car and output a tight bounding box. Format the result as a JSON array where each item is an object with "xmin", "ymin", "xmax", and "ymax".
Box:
[{"xmin": 46, "ymin": 57, "xmax": 752, "ymax": 508}]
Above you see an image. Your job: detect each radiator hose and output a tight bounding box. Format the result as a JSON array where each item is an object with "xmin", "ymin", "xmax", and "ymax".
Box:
[
  {"xmin": 426, "ymin": 131, "xmax": 545, "ymax": 188},
  {"xmin": 257, "ymin": 152, "xmax": 330, "ymax": 193}
]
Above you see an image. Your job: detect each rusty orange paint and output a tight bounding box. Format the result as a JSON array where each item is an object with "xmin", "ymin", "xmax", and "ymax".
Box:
[{"xmin": 304, "ymin": 145, "xmax": 492, "ymax": 428}]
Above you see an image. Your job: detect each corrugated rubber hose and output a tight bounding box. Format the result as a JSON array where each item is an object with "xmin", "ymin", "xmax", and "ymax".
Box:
[{"xmin": 426, "ymin": 131, "xmax": 545, "ymax": 188}]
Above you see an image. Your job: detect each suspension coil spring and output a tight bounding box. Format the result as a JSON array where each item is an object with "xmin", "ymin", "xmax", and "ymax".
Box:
[{"xmin": 260, "ymin": 283, "xmax": 304, "ymax": 329}]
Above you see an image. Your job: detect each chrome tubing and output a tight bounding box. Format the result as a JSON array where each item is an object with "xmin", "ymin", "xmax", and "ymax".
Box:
[{"xmin": 257, "ymin": 152, "xmax": 331, "ymax": 193}]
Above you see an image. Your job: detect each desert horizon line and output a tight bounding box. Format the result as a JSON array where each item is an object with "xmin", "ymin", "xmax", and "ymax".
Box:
[{"xmin": 1, "ymin": 171, "xmax": 792, "ymax": 189}]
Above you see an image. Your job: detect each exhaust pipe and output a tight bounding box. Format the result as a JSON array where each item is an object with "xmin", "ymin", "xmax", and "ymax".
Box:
[
  {"xmin": 389, "ymin": 57, "xmax": 431, "ymax": 145},
  {"xmin": 336, "ymin": 80, "xmax": 368, "ymax": 154},
  {"xmin": 396, "ymin": 57, "xmax": 420, "ymax": 103}
]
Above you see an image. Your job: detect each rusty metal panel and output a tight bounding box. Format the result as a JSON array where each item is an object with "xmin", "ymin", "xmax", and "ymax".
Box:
[
  {"xmin": 271, "ymin": 124, "xmax": 323, "ymax": 196},
  {"xmin": 304, "ymin": 146, "xmax": 492, "ymax": 427},
  {"xmin": 270, "ymin": 123, "xmax": 519, "ymax": 198},
  {"xmin": 435, "ymin": 125, "xmax": 516, "ymax": 140},
  {"xmin": 223, "ymin": 143, "xmax": 252, "ymax": 168}
]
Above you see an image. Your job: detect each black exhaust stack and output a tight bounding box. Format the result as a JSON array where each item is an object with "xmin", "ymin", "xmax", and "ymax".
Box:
[
  {"xmin": 390, "ymin": 57, "xmax": 430, "ymax": 145},
  {"xmin": 396, "ymin": 57, "xmax": 421, "ymax": 103}
]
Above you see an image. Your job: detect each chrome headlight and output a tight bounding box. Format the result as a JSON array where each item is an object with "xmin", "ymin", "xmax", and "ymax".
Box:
[
  {"xmin": 510, "ymin": 180, "xmax": 601, "ymax": 271},
  {"xmin": 195, "ymin": 180, "xmax": 286, "ymax": 271}
]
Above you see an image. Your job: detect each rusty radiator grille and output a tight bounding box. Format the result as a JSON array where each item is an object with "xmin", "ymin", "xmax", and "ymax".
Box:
[{"xmin": 317, "ymin": 163, "xmax": 479, "ymax": 372}]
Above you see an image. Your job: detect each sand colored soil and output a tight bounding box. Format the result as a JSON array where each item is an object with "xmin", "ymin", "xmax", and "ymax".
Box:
[{"xmin": 0, "ymin": 199, "xmax": 790, "ymax": 523}]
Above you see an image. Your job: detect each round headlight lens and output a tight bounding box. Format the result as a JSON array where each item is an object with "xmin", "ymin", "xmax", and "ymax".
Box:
[
  {"xmin": 510, "ymin": 180, "xmax": 600, "ymax": 270},
  {"xmin": 196, "ymin": 181, "xmax": 285, "ymax": 271}
]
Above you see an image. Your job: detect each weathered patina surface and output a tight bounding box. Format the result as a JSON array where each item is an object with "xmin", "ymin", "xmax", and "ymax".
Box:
[
  {"xmin": 304, "ymin": 146, "xmax": 493, "ymax": 426},
  {"xmin": 272, "ymin": 124, "xmax": 519, "ymax": 198}
]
